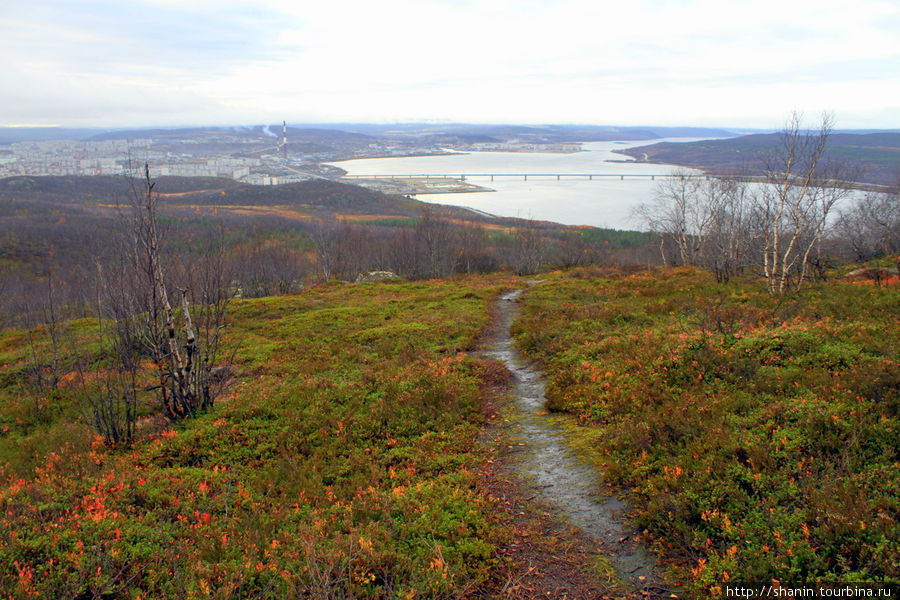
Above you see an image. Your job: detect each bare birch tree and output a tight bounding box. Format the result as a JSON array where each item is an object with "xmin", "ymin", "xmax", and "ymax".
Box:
[
  {"xmin": 635, "ymin": 113, "xmax": 857, "ymax": 290},
  {"xmin": 454, "ymin": 224, "xmax": 492, "ymax": 275},
  {"xmin": 509, "ymin": 218, "xmax": 546, "ymax": 276},
  {"xmin": 835, "ymin": 188, "xmax": 900, "ymax": 261},
  {"xmin": 312, "ymin": 218, "xmax": 340, "ymax": 281},
  {"xmin": 635, "ymin": 170, "xmax": 714, "ymax": 266},
  {"xmin": 415, "ymin": 206, "xmax": 457, "ymax": 279},
  {"xmin": 756, "ymin": 112, "xmax": 855, "ymax": 294},
  {"xmin": 702, "ymin": 176, "xmax": 756, "ymax": 282}
]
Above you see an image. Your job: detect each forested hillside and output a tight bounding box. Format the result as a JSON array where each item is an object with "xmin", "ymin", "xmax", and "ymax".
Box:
[
  {"xmin": 616, "ymin": 132, "xmax": 900, "ymax": 186},
  {"xmin": 0, "ymin": 174, "xmax": 657, "ymax": 329}
]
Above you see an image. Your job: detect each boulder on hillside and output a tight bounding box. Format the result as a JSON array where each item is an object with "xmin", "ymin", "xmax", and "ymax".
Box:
[{"xmin": 355, "ymin": 270, "xmax": 398, "ymax": 283}]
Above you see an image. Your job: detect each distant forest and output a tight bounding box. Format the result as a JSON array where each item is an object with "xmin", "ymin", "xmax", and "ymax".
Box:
[
  {"xmin": 616, "ymin": 132, "xmax": 900, "ymax": 186},
  {"xmin": 0, "ymin": 175, "xmax": 656, "ymax": 329}
]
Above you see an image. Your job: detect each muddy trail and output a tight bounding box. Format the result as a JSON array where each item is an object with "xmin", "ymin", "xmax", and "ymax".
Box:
[{"xmin": 477, "ymin": 288, "xmax": 675, "ymax": 597}]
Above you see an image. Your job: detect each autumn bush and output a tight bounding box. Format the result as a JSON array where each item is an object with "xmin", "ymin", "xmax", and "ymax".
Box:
[
  {"xmin": 513, "ymin": 266, "xmax": 899, "ymax": 596},
  {"xmin": 0, "ymin": 277, "xmax": 513, "ymax": 599}
]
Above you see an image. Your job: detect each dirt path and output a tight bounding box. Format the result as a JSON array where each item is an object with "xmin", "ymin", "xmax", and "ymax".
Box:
[{"xmin": 476, "ymin": 288, "xmax": 679, "ymax": 599}]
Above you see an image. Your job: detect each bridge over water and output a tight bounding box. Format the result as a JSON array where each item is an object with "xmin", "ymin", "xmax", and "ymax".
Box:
[{"xmin": 344, "ymin": 173, "xmax": 710, "ymax": 182}]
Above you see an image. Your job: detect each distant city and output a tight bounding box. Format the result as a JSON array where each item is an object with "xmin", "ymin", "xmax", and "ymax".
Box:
[
  {"xmin": 0, "ymin": 126, "xmax": 439, "ymax": 185},
  {"xmin": 0, "ymin": 124, "xmax": 591, "ymax": 187},
  {"xmin": 0, "ymin": 123, "xmax": 743, "ymax": 187}
]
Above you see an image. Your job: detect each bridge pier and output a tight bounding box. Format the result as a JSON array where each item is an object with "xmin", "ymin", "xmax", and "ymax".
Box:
[
  {"xmin": 557, "ymin": 175, "xmax": 560, "ymax": 180},
  {"xmin": 620, "ymin": 175, "xmax": 624, "ymax": 180},
  {"xmin": 524, "ymin": 175, "xmax": 527, "ymax": 181},
  {"xmin": 490, "ymin": 175, "xmax": 494, "ymax": 182},
  {"xmin": 651, "ymin": 175, "xmax": 655, "ymax": 180}
]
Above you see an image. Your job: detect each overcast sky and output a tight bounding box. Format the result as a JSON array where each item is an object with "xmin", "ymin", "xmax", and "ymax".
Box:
[{"xmin": 2, "ymin": 0, "xmax": 898, "ymax": 129}]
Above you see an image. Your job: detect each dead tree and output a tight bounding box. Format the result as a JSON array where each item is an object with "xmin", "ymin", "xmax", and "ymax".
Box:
[
  {"xmin": 75, "ymin": 271, "xmax": 139, "ymax": 446},
  {"xmin": 124, "ymin": 165, "xmax": 229, "ymax": 420}
]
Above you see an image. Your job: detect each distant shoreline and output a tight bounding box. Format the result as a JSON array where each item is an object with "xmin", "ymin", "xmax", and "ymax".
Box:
[
  {"xmin": 340, "ymin": 176, "xmax": 494, "ymax": 196},
  {"xmin": 327, "ymin": 150, "xmax": 462, "ymax": 166}
]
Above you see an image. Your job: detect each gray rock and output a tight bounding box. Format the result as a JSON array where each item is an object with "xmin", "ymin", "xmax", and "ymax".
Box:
[{"xmin": 355, "ymin": 270, "xmax": 397, "ymax": 283}]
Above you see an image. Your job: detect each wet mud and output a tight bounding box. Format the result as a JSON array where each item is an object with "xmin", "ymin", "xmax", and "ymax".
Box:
[{"xmin": 477, "ymin": 289, "xmax": 666, "ymax": 591}]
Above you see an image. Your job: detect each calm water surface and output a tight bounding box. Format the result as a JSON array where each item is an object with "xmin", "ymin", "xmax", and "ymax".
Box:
[{"xmin": 330, "ymin": 139, "xmax": 705, "ymax": 229}]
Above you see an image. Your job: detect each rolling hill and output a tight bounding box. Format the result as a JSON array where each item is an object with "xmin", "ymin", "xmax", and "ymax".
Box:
[{"xmin": 615, "ymin": 132, "xmax": 900, "ymax": 186}]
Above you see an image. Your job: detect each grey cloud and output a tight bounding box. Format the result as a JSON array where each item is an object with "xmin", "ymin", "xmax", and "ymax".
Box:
[{"xmin": 4, "ymin": 0, "xmax": 297, "ymax": 77}]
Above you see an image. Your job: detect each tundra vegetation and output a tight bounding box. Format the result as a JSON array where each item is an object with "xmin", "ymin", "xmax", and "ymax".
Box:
[
  {"xmin": 513, "ymin": 265, "xmax": 898, "ymax": 596},
  {"xmin": 0, "ymin": 277, "xmax": 517, "ymax": 598},
  {"xmin": 2, "ymin": 260, "xmax": 896, "ymax": 598}
]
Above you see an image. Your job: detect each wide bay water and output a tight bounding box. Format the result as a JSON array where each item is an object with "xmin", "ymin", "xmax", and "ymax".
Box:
[{"xmin": 329, "ymin": 139, "xmax": 706, "ymax": 229}]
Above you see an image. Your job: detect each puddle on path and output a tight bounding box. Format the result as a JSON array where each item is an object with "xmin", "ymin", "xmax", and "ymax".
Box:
[{"xmin": 476, "ymin": 289, "xmax": 664, "ymax": 590}]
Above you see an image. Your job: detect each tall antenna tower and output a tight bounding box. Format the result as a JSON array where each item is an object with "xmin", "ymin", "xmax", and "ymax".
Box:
[{"xmin": 281, "ymin": 121, "xmax": 288, "ymax": 159}]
